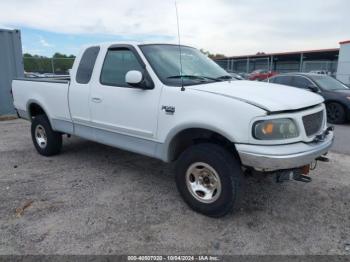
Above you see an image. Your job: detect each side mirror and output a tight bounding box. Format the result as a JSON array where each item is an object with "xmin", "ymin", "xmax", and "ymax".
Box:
[
  {"xmin": 125, "ymin": 70, "xmax": 153, "ymax": 89},
  {"xmin": 308, "ymin": 85, "xmax": 319, "ymax": 93},
  {"xmin": 125, "ymin": 70, "xmax": 143, "ymax": 86}
]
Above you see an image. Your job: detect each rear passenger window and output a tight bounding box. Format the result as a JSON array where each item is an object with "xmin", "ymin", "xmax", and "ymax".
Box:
[
  {"xmin": 273, "ymin": 76, "xmax": 292, "ymax": 86},
  {"xmin": 100, "ymin": 49, "xmax": 143, "ymax": 87},
  {"xmin": 76, "ymin": 46, "xmax": 100, "ymax": 84}
]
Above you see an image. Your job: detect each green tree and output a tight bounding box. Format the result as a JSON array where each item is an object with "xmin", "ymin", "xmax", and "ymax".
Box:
[
  {"xmin": 200, "ymin": 49, "xmax": 227, "ymax": 59},
  {"xmin": 52, "ymin": 53, "xmax": 75, "ymax": 74},
  {"xmin": 23, "ymin": 53, "xmax": 75, "ymax": 74},
  {"xmin": 23, "ymin": 53, "xmax": 51, "ymax": 73}
]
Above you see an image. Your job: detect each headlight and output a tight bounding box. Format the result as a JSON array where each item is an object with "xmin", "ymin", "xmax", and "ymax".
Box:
[{"xmin": 253, "ymin": 118, "xmax": 299, "ymax": 140}]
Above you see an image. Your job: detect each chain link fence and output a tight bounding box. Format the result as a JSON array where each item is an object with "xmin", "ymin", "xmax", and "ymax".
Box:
[
  {"xmin": 215, "ymin": 57, "xmax": 350, "ymax": 87},
  {"xmin": 302, "ymin": 61, "xmax": 338, "ymax": 76},
  {"xmin": 24, "ymin": 56, "xmax": 347, "ymax": 84},
  {"xmin": 215, "ymin": 57, "xmax": 270, "ymax": 73},
  {"xmin": 23, "ymin": 57, "xmax": 75, "ymax": 75}
]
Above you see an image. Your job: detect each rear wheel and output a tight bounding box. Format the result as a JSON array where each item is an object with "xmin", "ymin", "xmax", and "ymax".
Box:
[
  {"xmin": 326, "ymin": 102, "xmax": 346, "ymax": 124},
  {"xmin": 175, "ymin": 143, "xmax": 244, "ymax": 217},
  {"xmin": 31, "ymin": 115, "xmax": 62, "ymax": 156}
]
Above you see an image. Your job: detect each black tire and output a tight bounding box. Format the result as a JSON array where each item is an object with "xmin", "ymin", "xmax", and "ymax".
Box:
[
  {"xmin": 31, "ymin": 115, "xmax": 62, "ymax": 156},
  {"xmin": 326, "ymin": 102, "xmax": 346, "ymax": 124},
  {"xmin": 175, "ymin": 143, "xmax": 244, "ymax": 217}
]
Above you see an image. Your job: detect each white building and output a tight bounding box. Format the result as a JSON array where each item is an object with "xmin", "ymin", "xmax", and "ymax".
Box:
[{"xmin": 337, "ymin": 40, "xmax": 350, "ymax": 85}]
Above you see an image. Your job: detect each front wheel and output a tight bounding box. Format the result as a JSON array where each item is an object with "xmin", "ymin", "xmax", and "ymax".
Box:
[
  {"xmin": 31, "ymin": 115, "xmax": 62, "ymax": 156},
  {"xmin": 175, "ymin": 143, "xmax": 244, "ymax": 217},
  {"xmin": 326, "ymin": 102, "xmax": 346, "ymax": 124}
]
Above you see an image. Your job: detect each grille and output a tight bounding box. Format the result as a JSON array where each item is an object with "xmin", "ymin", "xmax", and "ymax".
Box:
[{"xmin": 302, "ymin": 111, "xmax": 324, "ymax": 137}]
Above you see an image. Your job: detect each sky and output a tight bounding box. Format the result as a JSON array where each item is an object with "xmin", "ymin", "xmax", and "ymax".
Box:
[{"xmin": 0, "ymin": 0, "xmax": 349, "ymax": 57}]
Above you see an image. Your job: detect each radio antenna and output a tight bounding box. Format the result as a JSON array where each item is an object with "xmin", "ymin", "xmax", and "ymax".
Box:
[{"xmin": 175, "ymin": 1, "xmax": 185, "ymax": 91}]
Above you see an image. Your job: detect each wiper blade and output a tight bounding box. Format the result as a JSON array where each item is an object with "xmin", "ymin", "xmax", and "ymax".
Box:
[
  {"xmin": 167, "ymin": 75, "xmax": 218, "ymax": 81},
  {"xmin": 216, "ymin": 75, "xmax": 233, "ymax": 80}
]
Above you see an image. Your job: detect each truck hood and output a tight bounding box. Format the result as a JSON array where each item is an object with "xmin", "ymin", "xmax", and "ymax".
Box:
[{"xmin": 188, "ymin": 80, "xmax": 324, "ymax": 112}]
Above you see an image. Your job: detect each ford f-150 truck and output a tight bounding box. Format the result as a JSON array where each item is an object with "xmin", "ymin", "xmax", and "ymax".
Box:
[{"xmin": 12, "ymin": 42, "xmax": 334, "ymax": 217}]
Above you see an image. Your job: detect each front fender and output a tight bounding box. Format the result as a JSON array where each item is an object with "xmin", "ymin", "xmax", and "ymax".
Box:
[{"xmin": 156, "ymin": 120, "xmax": 246, "ymax": 162}]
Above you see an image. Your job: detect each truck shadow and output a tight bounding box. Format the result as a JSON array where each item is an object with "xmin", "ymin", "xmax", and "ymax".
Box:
[{"xmin": 60, "ymin": 136, "xmax": 306, "ymax": 218}]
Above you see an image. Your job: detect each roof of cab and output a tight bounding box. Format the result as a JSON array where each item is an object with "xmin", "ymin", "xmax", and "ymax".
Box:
[{"xmin": 80, "ymin": 41, "xmax": 193, "ymax": 50}]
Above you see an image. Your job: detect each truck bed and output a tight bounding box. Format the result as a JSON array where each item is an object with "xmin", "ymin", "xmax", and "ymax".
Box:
[{"xmin": 12, "ymin": 78, "xmax": 72, "ymax": 127}]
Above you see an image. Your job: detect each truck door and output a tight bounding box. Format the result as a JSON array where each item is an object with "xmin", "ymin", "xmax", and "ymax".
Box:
[
  {"xmin": 69, "ymin": 46, "xmax": 100, "ymax": 138},
  {"xmin": 89, "ymin": 45, "xmax": 161, "ymax": 152}
]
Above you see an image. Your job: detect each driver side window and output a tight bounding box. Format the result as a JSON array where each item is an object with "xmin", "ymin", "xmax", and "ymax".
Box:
[
  {"xmin": 292, "ymin": 76, "xmax": 313, "ymax": 89},
  {"xmin": 100, "ymin": 48, "xmax": 143, "ymax": 87}
]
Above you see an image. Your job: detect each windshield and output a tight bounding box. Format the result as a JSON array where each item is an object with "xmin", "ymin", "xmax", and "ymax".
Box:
[
  {"xmin": 309, "ymin": 75, "xmax": 349, "ymax": 91},
  {"xmin": 139, "ymin": 44, "xmax": 231, "ymax": 86}
]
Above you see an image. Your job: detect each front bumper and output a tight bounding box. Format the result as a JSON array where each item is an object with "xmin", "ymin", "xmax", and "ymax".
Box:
[{"xmin": 236, "ymin": 131, "xmax": 334, "ymax": 172}]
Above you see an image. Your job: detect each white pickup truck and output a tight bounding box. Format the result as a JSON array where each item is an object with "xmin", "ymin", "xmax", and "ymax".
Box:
[{"xmin": 12, "ymin": 42, "xmax": 334, "ymax": 217}]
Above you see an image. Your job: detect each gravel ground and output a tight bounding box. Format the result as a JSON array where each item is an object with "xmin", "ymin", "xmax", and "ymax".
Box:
[
  {"xmin": 332, "ymin": 123, "xmax": 350, "ymax": 155},
  {"xmin": 0, "ymin": 119, "xmax": 349, "ymax": 255}
]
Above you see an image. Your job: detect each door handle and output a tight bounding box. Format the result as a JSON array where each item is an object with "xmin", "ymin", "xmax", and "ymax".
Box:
[{"xmin": 91, "ymin": 97, "xmax": 102, "ymax": 103}]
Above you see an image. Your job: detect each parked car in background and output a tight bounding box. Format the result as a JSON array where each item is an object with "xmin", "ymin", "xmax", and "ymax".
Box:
[
  {"xmin": 267, "ymin": 73, "xmax": 350, "ymax": 124},
  {"xmin": 237, "ymin": 72, "xmax": 250, "ymax": 79},
  {"xmin": 309, "ymin": 70, "xmax": 330, "ymax": 75},
  {"xmin": 227, "ymin": 71, "xmax": 244, "ymax": 80},
  {"xmin": 249, "ymin": 69, "xmax": 277, "ymax": 81},
  {"xmin": 24, "ymin": 72, "xmax": 41, "ymax": 78}
]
